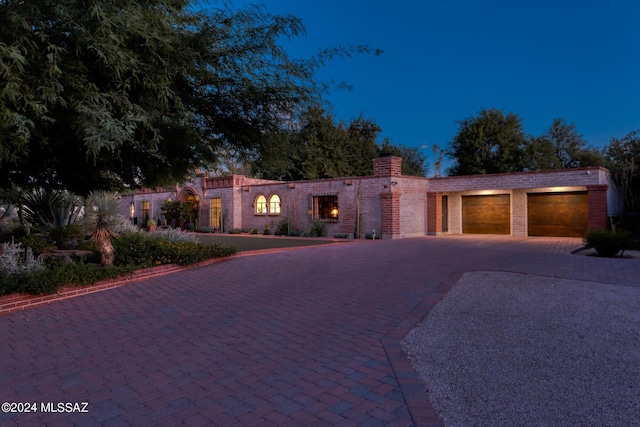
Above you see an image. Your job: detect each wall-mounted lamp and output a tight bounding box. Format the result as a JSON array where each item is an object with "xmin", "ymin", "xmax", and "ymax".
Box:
[
  {"xmin": 331, "ymin": 208, "xmax": 339, "ymax": 218},
  {"xmin": 391, "ymin": 181, "xmax": 398, "ymax": 186}
]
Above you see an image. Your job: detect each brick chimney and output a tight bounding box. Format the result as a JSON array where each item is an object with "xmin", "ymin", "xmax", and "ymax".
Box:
[{"xmin": 372, "ymin": 156, "xmax": 402, "ymax": 177}]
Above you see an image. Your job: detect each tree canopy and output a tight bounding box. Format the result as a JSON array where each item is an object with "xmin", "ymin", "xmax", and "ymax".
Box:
[
  {"xmin": 250, "ymin": 105, "xmax": 427, "ymax": 180},
  {"xmin": 0, "ymin": 0, "xmax": 378, "ymax": 194},
  {"xmin": 447, "ymin": 109, "xmax": 605, "ymax": 176},
  {"xmin": 604, "ymin": 130, "xmax": 640, "ymax": 212},
  {"xmin": 447, "ymin": 108, "xmax": 527, "ymax": 175}
]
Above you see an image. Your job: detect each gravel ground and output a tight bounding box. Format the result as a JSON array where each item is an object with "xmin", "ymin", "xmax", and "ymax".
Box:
[{"xmin": 402, "ymin": 270, "xmax": 640, "ymax": 427}]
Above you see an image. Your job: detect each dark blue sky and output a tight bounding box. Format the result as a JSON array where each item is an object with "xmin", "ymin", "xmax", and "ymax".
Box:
[{"xmin": 230, "ymin": 0, "xmax": 639, "ymax": 169}]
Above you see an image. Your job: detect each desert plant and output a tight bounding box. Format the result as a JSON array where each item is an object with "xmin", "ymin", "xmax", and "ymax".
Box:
[
  {"xmin": 149, "ymin": 228, "xmax": 198, "ymax": 243},
  {"xmin": 274, "ymin": 217, "xmax": 290, "ymax": 236},
  {"xmin": 21, "ymin": 189, "xmax": 82, "ymax": 230},
  {"xmin": 302, "ymin": 219, "xmax": 327, "ymax": 237},
  {"xmin": 0, "ymin": 241, "xmax": 45, "ymax": 276},
  {"xmin": 48, "ymin": 224, "xmax": 84, "ymax": 249},
  {"xmin": 583, "ymin": 229, "xmax": 632, "ymax": 257},
  {"xmin": 85, "ymin": 191, "xmax": 120, "ymax": 266}
]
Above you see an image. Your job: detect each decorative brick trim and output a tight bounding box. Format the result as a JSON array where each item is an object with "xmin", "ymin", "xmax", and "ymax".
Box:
[{"xmin": 0, "ymin": 258, "xmax": 227, "ymax": 316}]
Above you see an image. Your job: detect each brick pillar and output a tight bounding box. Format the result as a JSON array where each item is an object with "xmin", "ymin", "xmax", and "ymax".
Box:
[
  {"xmin": 427, "ymin": 192, "xmax": 442, "ymax": 235},
  {"xmin": 587, "ymin": 185, "xmax": 608, "ymax": 230},
  {"xmin": 380, "ymin": 192, "xmax": 401, "ymax": 238},
  {"xmin": 373, "ymin": 156, "xmax": 403, "ymax": 177}
]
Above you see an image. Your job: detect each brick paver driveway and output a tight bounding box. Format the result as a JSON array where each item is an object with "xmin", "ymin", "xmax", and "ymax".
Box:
[{"xmin": 2, "ymin": 236, "xmax": 638, "ymax": 426}]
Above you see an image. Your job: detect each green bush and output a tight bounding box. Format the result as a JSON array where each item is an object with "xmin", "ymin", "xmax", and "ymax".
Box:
[
  {"xmin": 274, "ymin": 218, "xmax": 289, "ymax": 236},
  {"xmin": 17, "ymin": 234, "xmax": 51, "ymax": 255},
  {"xmin": 48, "ymin": 224, "xmax": 84, "ymax": 249},
  {"xmin": 113, "ymin": 232, "xmax": 236, "ymax": 268},
  {"xmin": 334, "ymin": 233, "xmax": 349, "ymax": 239},
  {"xmin": 301, "ymin": 219, "xmax": 327, "ymax": 237},
  {"xmin": 583, "ymin": 229, "xmax": 632, "ymax": 257},
  {"xmin": 229, "ymin": 228, "xmax": 242, "ymax": 234},
  {"xmin": 0, "ymin": 257, "xmax": 135, "ymax": 296}
]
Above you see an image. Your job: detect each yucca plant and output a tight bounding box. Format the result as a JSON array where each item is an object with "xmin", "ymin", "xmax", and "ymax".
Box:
[{"xmin": 85, "ymin": 190, "xmax": 120, "ymax": 266}]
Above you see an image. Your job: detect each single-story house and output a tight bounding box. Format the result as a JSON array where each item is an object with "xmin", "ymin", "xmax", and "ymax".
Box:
[{"xmin": 119, "ymin": 156, "xmax": 620, "ymax": 239}]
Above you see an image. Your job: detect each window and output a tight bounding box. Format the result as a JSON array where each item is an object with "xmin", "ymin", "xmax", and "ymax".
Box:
[
  {"xmin": 142, "ymin": 201, "xmax": 150, "ymax": 224},
  {"xmin": 312, "ymin": 195, "xmax": 339, "ymax": 222},
  {"xmin": 210, "ymin": 198, "xmax": 221, "ymax": 229},
  {"xmin": 269, "ymin": 195, "xmax": 281, "ymax": 215},
  {"xmin": 255, "ymin": 195, "xmax": 267, "ymax": 214}
]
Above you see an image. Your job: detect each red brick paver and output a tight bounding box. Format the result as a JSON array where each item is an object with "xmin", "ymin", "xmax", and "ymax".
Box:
[{"xmin": 1, "ymin": 236, "xmax": 638, "ymax": 426}]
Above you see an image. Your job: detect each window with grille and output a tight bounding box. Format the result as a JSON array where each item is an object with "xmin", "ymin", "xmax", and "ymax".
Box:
[
  {"xmin": 269, "ymin": 195, "xmax": 281, "ymax": 215},
  {"xmin": 210, "ymin": 198, "xmax": 221, "ymax": 229},
  {"xmin": 312, "ymin": 195, "xmax": 339, "ymax": 222},
  {"xmin": 255, "ymin": 195, "xmax": 267, "ymax": 214}
]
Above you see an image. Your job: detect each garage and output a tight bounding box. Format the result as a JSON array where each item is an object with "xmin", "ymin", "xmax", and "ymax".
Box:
[
  {"xmin": 462, "ymin": 195, "xmax": 510, "ymax": 234},
  {"xmin": 527, "ymin": 192, "xmax": 588, "ymax": 237}
]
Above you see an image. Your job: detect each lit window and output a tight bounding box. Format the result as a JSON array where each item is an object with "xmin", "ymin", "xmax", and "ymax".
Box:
[
  {"xmin": 269, "ymin": 195, "xmax": 281, "ymax": 215},
  {"xmin": 255, "ymin": 195, "xmax": 267, "ymax": 214},
  {"xmin": 313, "ymin": 195, "xmax": 338, "ymax": 222},
  {"xmin": 210, "ymin": 198, "xmax": 221, "ymax": 229}
]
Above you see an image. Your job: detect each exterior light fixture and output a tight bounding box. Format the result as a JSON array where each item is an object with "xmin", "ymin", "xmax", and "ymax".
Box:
[
  {"xmin": 331, "ymin": 208, "xmax": 339, "ymax": 218},
  {"xmin": 129, "ymin": 202, "xmax": 135, "ymax": 220}
]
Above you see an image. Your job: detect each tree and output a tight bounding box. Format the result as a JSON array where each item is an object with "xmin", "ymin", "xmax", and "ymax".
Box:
[
  {"xmin": 535, "ymin": 118, "xmax": 604, "ymax": 169},
  {"xmin": 604, "ymin": 130, "xmax": 640, "ymax": 212},
  {"xmin": 251, "ymin": 105, "xmax": 423, "ymax": 180},
  {"xmin": 1, "ymin": 1, "xmax": 377, "ymax": 194},
  {"xmin": 447, "ymin": 108, "xmax": 527, "ymax": 175},
  {"xmin": 379, "ymin": 139, "xmax": 427, "ymax": 177}
]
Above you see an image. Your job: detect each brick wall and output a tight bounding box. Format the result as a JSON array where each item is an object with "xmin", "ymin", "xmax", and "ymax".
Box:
[
  {"xmin": 373, "ymin": 156, "xmax": 402, "ymax": 177},
  {"xmin": 587, "ymin": 185, "xmax": 609, "ymax": 230}
]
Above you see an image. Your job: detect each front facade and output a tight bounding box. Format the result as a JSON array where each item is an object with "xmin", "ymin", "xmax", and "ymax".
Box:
[{"xmin": 120, "ymin": 156, "xmax": 619, "ymax": 239}]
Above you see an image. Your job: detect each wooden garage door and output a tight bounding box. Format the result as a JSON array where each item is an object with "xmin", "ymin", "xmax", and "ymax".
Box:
[
  {"xmin": 462, "ymin": 195, "xmax": 510, "ymax": 234},
  {"xmin": 528, "ymin": 192, "xmax": 588, "ymax": 237}
]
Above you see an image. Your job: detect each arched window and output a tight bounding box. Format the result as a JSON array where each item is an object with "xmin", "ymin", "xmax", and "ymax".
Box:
[
  {"xmin": 255, "ymin": 195, "xmax": 267, "ymax": 214},
  {"xmin": 269, "ymin": 194, "xmax": 281, "ymax": 215}
]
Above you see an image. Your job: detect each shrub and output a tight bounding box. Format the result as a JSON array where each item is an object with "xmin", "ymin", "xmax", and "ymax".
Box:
[
  {"xmin": 150, "ymin": 228, "xmax": 198, "ymax": 243},
  {"xmin": 365, "ymin": 232, "xmax": 381, "ymax": 240},
  {"xmin": 583, "ymin": 229, "xmax": 632, "ymax": 257},
  {"xmin": 17, "ymin": 234, "xmax": 51, "ymax": 256},
  {"xmin": 274, "ymin": 218, "xmax": 290, "ymax": 236},
  {"xmin": 113, "ymin": 232, "xmax": 236, "ymax": 268},
  {"xmin": 302, "ymin": 219, "xmax": 327, "ymax": 237},
  {"xmin": 229, "ymin": 228, "xmax": 242, "ymax": 234},
  {"xmin": 0, "ymin": 257, "xmax": 135, "ymax": 296},
  {"xmin": 250, "ymin": 228, "xmax": 259, "ymax": 234},
  {"xmin": 334, "ymin": 233, "xmax": 349, "ymax": 239},
  {"xmin": 49, "ymin": 224, "xmax": 84, "ymax": 249},
  {"xmin": 199, "ymin": 226, "xmax": 212, "ymax": 233},
  {"xmin": 0, "ymin": 241, "xmax": 45, "ymax": 276}
]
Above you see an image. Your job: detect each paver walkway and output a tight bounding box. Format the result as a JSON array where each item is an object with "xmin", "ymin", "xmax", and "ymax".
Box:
[{"xmin": 1, "ymin": 236, "xmax": 638, "ymax": 426}]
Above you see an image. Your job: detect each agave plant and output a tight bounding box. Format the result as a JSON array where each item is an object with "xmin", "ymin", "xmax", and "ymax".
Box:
[
  {"xmin": 85, "ymin": 190, "xmax": 120, "ymax": 266},
  {"xmin": 21, "ymin": 189, "xmax": 82, "ymax": 230}
]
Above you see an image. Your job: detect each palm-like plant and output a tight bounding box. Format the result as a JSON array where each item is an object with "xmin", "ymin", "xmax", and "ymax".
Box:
[{"xmin": 85, "ymin": 190, "xmax": 120, "ymax": 266}]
